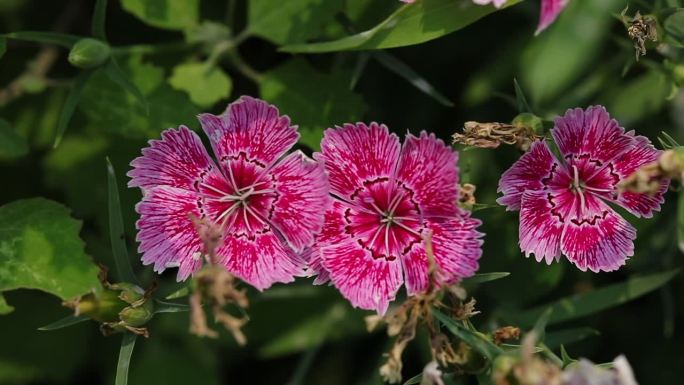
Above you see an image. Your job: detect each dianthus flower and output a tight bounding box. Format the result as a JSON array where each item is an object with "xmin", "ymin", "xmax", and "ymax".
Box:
[
  {"xmin": 498, "ymin": 106, "xmax": 668, "ymax": 272},
  {"xmin": 307, "ymin": 122, "xmax": 483, "ymax": 314},
  {"xmin": 128, "ymin": 96, "xmax": 329, "ymax": 289}
]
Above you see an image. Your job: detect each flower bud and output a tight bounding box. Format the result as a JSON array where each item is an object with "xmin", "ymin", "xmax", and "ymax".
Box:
[
  {"xmin": 68, "ymin": 38, "xmax": 110, "ymax": 69},
  {"xmin": 66, "ymin": 288, "xmax": 127, "ymax": 323},
  {"xmin": 119, "ymin": 300, "xmax": 154, "ymax": 327}
]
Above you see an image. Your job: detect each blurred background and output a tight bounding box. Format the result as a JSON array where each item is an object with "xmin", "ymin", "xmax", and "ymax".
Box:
[{"xmin": 1, "ymin": 0, "xmax": 683, "ymax": 384}]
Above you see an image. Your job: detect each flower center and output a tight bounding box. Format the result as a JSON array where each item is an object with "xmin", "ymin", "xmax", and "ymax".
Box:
[
  {"xmin": 199, "ymin": 155, "xmax": 278, "ymax": 239},
  {"xmin": 344, "ymin": 178, "xmax": 425, "ymax": 261}
]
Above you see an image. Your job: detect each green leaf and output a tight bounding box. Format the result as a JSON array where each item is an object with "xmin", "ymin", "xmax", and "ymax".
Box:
[
  {"xmin": 0, "ymin": 119, "xmax": 29, "ymax": 160},
  {"xmin": 38, "ymin": 314, "xmax": 89, "ymax": 331},
  {"xmin": 513, "ymin": 78, "xmax": 532, "ymax": 113},
  {"xmin": 679, "ymin": 189, "xmax": 684, "ymax": 253},
  {"xmin": 169, "ymin": 62, "xmax": 232, "ymax": 107},
  {"xmin": 115, "ymin": 333, "xmax": 137, "ymax": 385},
  {"xmin": 107, "ymin": 159, "xmax": 139, "ymax": 284},
  {"xmin": 248, "ymin": 0, "xmax": 345, "ymax": 45},
  {"xmin": 153, "ymin": 300, "xmax": 189, "ymax": 314},
  {"xmin": 121, "ymin": 0, "xmax": 199, "ymax": 30},
  {"xmin": 281, "ymin": 0, "xmax": 523, "ymax": 53},
  {"xmin": 104, "ymin": 58, "xmax": 147, "ymax": 112},
  {"xmin": 0, "ymin": 37, "xmax": 6, "ymax": 59},
  {"xmin": 2, "ymin": 31, "xmax": 80, "ymax": 48},
  {"xmin": 433, "ymin": 309, "xmax": 502, "ymax": 361},
  {"xmin": 0, "ymin": 294, "xmax": 11, "ymax": 314},
  {"xmin": 461, "ymin": 272, "xmax": 510, "ymax": 286},
  {"xmin": 509, "ymin": 270, "xmax": 680, "ymax": 327},
  {"xmin": 544, "ymin": 327, "xmax": 599, "ymax": 349},
  {"xmin": 259, "ymin": 303, "xmax": 349, "ymax": 357},
  {"xmin": 164, "ymin": 285, "xmax": 190, "ymax": 300},
  {"xmin": 259, "ymin": 58, "xmax": 366, "ymax": 151},
  {"xmin": 0, "ymin": 198, "xmax": 102, "ymax": 313},
  {"xmin": 371, "ymin": 51, "xmax": 453, "ymax": 107},
  {"xmin": 79, "ymin": 55, "xmax": 199, "ymax": 139},
  {"xmin": 531, "ymin": 308, "xmax": 553, "ymax": 342},
  {"xmin": 664, "ymin": 10, "xmax": 684, "ymax": 44},
  {"xmin": 92, "ymin": 0, "xmax": 108, "ymax": 40},
  {"xmin": 54, "ymin": 70, "xmax": 93, "ymax": 148},
  {"xmin": 560, "ymin": 345, "xmax": 575, "ymax": 368},
  {"xmin": 608, "ymin": 70, "xmax": 672, "ymax": 126},
  {"xmin": 520, "ymin": 0, "xmax": 623, "ymax": 104}
]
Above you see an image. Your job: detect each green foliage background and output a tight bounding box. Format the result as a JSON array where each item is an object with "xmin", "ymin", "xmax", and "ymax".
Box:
[{"xmin": 1, "ymin": 0, "xmax": 683, "ymax": 384}]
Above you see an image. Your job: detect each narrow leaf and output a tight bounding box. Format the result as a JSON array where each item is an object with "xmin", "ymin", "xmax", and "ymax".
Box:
[
  {"xmin": 350, "ymin": 52, "xmax": 370, "ymax": 89},
  {"xmin": 545, "ymin": 327, "xmax": 599, "ymax": 349},
  {"xmin": 0, "ymin": 37, "xmax": 6, "ymax": 59},
  {"xmin": 154, "ymin": 300, "xmax": 190, "ymax": 314},
  {"xmin": 163, "ymin": 284, "xmax": 191, "ymax": 300},
  {"xmin": 286, "ymin": 341, "xmax": 322, "ymax": 385},
  {"xmin": 433, "ymin": 309, "xmax": 502, "ymax": 360},
  {"xmin": 92, "ymin": 0, "xmax": 108, "ymax": 40},
  {"xmin": 560, "ymin": 345, "xmax": 575, "ymax": 368},
  {"xmin": 532, "ymin": 308, "xmax": 553, "ymax": 342},
  {"xmin": 54, "ymin": 70, "xmax": 93, "ymax": 147},
  {"xmin": 115, "ymin": 333, "xmax": 137, "ymax": 385},
  {"xmin": 678, "ymin": 189, "xmax": 684, "ymax": 253},
  {"xmin": 509, "ymin": 270, "xmax": 680, "ymax": 327},
  {"xmin": 372, "ymin": 51, "xmax": 453, "ymax": 107},
  {"xmin": 38, "ymin": 314, "xmax": 90, "ymax": 331},
  {"xmin": 3, "ymin": 31, "xmax": 80, "ymax": 48},
  {"xmin": 462, "ymin": 272, "xmax": 510, "ymax": 285},
  {"xmin": 403, "ymin": 373, "xmax": 422, "ymax": 385},
  {"xmin": 281, "ymin": 0, "xmax": 523, "ymax": 52},
  {"xmin": 106, "ymin": 158, "xmax": 139, "ymax": 284},
  {"xmin": 513, "ymin": 78, "xmax": 532, "ymax": 113},
  {"xmin": 104, "ymin": 58, "xmax": 148, "ymax": 113}
]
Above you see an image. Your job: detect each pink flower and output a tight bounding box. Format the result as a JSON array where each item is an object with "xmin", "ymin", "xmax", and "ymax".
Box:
[
  {"xmin": 128, "ymin": 96, "xmax": 329, "ymax": 289},
  {"xmin": 473, "ymin": 0, "xmax": 569, "ymax": 34},
  {"xmin": 307, "ymin": 123, "xmax": 483, "ymax": 314},
  {"xmin": 498, "ymin": 106, "xmax": 668, "ymax": 272}
]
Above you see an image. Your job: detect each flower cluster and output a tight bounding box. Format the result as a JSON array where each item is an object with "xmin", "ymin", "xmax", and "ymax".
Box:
[
  {"xmin": 130, "ymin": 98, "xmax": 665, "ymax": 317},
  {"xmin": 129, "ymin": 97, "xmax": 483, "ymax": 316}
]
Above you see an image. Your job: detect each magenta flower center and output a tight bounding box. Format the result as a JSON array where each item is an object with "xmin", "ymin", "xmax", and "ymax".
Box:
[
  {"xmin": 200, "ymin": 154, "xmax": 279, "ymax": 239},
  {"xmin": 342, "ymin": 178, "xmax": 425, "ymax": 261}
]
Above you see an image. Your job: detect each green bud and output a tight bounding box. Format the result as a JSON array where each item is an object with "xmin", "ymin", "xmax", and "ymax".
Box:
[
  {"xmin": 110, "ymin": 282, "xmax": 146, "ymax": 305},
  {"xmin": 73, "ymin": 289, "xmax": 128, "ymax": 323},
  {"xmin": 512, "ymin": 112, "xmax": 544, "ymax": 134},
  {"xmin": 68, "ymin": 38, "xmax": 110, "ymax": 69},
  {"xmin": 119, "ymin": 300, "xmax": 154, "ymax": 327},
  {"xmin": 672, "ymin": 65, "xmax": 684, "ymax": 86}
]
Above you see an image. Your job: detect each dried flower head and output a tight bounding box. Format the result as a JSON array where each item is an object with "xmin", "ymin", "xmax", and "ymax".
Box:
[
  {"xmin": 619, "ymin": 149, "xmax": 679, "ymax": 194},
  {"xmin": 453, "ymin": 121, "xmax": 539, "ymax": 151},
  {"xmin": 624, "ymin": 10, "xmax": 658, "ymax": 60}
]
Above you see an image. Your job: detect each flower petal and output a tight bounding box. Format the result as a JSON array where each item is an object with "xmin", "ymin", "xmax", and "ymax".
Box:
[
  {"xmin": 128, "ymin": 126, "xmax": 221, "ymax": 192},
  {"xmin": 217, "ymin": 232, "xmax": 306, "ymax": 290},
  {"xmin": 396, "ymin": 131, "xmax": 460, "ymax": 217},
  {"xmin": 135, "ymin": 186, "xmax": 204, "ymax": 281},
  {"xmin": 536, "ymin": 0, "xmax": 569, "ymax": 34},
  {"xmin": 497, "ymin": 140, "xmax": 561, "ymax": 211},
  {"xmin": 560, "ymin": 195, "xmax": 636, "ymax": 272},
  {"xmin": 519, "ymin": 190, "xmax": 566, "ymax": 264},
  {"xmin": 316, "ymin": 122, "xmax": 401, "ymax": 200},
  {"xmin": 403, "ymin": 213, "xmax": 483, "ymax": 295},
  {"xmin": 198, "ymin": 96, "xmax": 299, "ymax": 171},
  {"xmin": 551, "ymin": 106, "xmax": 632, "ymax": 164},
  {"xmin": 304, "ymin": 201, "xmax": 350, "ymax": 284},
  {"xmin": 322, "ymin": 239, "xmax": 403, "ymax": 314},
  {"xmin": 269, "ymin": 151, "xmax": 330, "ymax": 251},
  {"xmin": 612, "ymin": 134, "xmax": 668, "ymax": 218}
]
